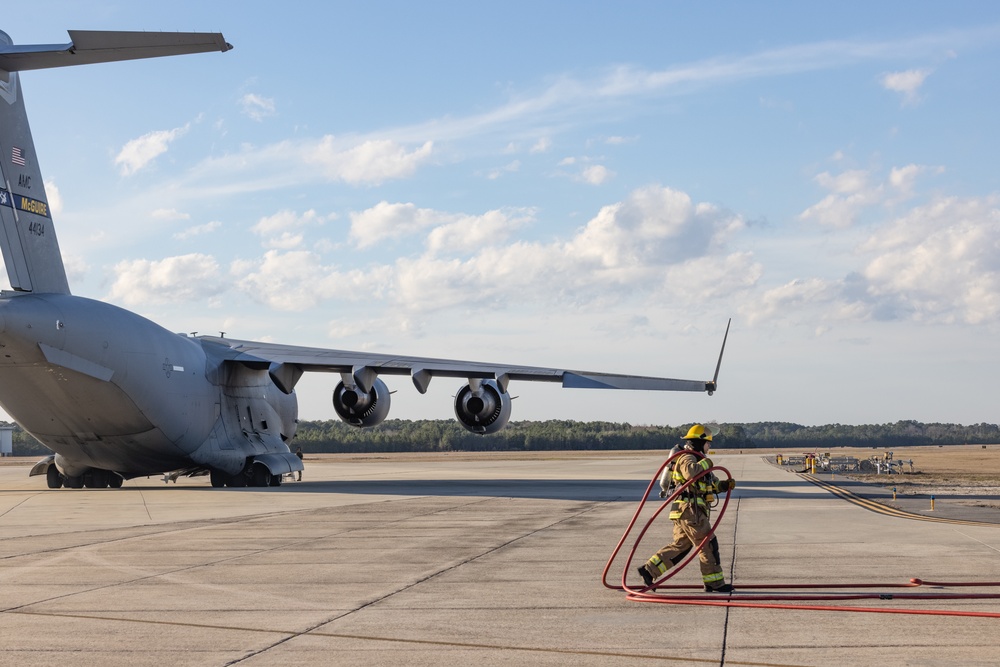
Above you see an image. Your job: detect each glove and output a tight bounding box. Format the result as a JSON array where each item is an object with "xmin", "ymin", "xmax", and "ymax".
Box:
[
  {"xmin": 659, "ymin": 490, "xmax": 667, "ymax": 498},
  {"xmin": 725, "ymin": 478, "xmax": 736, "ymax": 491}
]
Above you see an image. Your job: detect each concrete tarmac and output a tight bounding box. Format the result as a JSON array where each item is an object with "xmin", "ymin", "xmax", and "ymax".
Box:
[{"xmin": 1, "ymin": 452, "xmax": 999, "ymax": 666}]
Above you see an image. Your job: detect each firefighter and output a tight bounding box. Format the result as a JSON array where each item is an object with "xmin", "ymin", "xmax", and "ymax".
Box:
[{"xmin": 637, "ymin": 424, "xmax": 736, "ymax": 593}]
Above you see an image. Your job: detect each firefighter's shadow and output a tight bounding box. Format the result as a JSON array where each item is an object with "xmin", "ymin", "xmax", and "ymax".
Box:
[{"xmin": 268, "ymin": 478, "xmax": 846, "ymax": 502}]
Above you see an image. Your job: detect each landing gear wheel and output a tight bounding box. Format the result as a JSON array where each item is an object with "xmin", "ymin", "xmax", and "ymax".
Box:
[
  {"xmin": 210, "ymin": 469, "xmax": 226, "ymax": 488},
  {"xmin": 108, "ymin": 474, "xmax": 123, "ymax": 488},
  {"xmin": 85, "ymin": 469, "xmax": 110, "ymax": 488},
  {"xmin": 251, "ymin": 463, "xmax": 271, "ymax": 487},
  {"xmin": 46, "ymin": 465, "xmax": 62, "ymax": 489},
  {"xmin": 269, "ymin": 474, "xmax": 282, "ymax": 487}
]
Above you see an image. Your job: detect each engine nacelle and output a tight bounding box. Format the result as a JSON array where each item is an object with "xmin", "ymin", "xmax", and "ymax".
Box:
[
  {"xmin": 333, "ymin": 377, "xmax": 391, "ymax": 427},
  {"xmin": 453, "ymin": 379, "xmax": 512, "ymax": 434}
]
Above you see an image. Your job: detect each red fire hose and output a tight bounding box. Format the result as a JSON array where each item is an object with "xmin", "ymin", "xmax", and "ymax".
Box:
[{"xmin": 603, "ymin": 452, "xmax": 1000, "ymax": 617}]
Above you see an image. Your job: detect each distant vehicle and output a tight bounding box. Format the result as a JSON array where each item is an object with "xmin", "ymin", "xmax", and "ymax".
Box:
[{"xmin": 0, "ymin": 29, "xmax": 728, "ymax": 489}]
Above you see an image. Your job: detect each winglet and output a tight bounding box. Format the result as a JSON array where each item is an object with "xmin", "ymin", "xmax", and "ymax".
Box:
[{"xmin": 706, "ymin": 318, "xmax": 731, "ymax": 396}]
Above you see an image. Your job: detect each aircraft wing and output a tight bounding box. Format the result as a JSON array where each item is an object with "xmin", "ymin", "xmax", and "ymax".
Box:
[{"xmin": 198, "ymin": 324, "xmax": 728, "ymax": 396}]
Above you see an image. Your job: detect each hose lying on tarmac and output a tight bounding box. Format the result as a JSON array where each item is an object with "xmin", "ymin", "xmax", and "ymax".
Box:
[{"xmin": 603, "ymin": 451, "xmax": 1000, "ymax": 618}]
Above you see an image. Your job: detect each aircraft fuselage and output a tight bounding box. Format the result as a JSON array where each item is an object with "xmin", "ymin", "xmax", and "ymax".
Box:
[{"xmin": 0, "ymin": 292, "xmax": 298, "ymax": 479}]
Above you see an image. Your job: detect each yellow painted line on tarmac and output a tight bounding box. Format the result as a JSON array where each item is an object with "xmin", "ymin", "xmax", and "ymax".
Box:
[{"xmin": 799, "ymin": 474, "xmax": 998, "ymax": 527}]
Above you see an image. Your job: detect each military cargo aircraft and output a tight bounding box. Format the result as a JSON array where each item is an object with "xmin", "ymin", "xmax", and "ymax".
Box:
[{"xmin": 0, "ymin": 29, "xmax": 727, "ymax": 489}]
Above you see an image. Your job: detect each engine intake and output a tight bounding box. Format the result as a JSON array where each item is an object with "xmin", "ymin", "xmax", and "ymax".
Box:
[
  {"xmin": 333, "ymin": 377, "xmax": 391, "ymax": 427},
  {"xmin": 454, "ymin": 379, "xmax": 511, "ymax": 434}
]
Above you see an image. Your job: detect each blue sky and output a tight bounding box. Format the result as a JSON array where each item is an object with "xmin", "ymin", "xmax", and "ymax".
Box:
[{"xmin": 3, "ymin": 2, "xmax": 1000, "ymax": 427}]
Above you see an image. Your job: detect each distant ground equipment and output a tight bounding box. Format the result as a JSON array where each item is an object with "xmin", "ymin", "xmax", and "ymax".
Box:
[{"xmin": 775, "ymin": 451, "xmax": 915, "ymax": 474}]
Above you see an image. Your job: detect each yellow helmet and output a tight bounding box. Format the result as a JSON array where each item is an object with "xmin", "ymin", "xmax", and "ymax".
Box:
[{"xmin": 683, "ymin": 424, "xmax": 713, "ymax": 442}]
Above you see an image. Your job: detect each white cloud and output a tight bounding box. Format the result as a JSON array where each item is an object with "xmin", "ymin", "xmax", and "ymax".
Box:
[
  {"xmin": 219, "ymin": 186, "xmax": 746, "ymax": 317},
  {"xmin": 858, "ymin": 196, "xmax": 1000, "ymax": 324},
  {"xmin": 880, "ymin": 68, "xmax": 932, "ymax": 106},
  {"xmin": 250, "ymin": 209, "xmax": 329, "ymax": 249},
  {"xmin": 800, "ymin": 164, "xmax": 942, "ymax": 228},
  {"xmin": 742, "ymin": 277, "xmax": 841, "ymax": 325},
  {"xmin": 43, "ymin": 180, "xmax": 62, "ymax": 215},
  {"xmin": 240, "ymin": 93, "xmax": 276, "ymax": 121},
  {"xmin": 663, "ymin": 252, "xmax": 762, "ymax": 303},
  {"xmin": 800, "ymin": 169, "xmax": 881, "ymax": 228},
  {"xmin": 604, "ymin": 135, "xmax": 638, "ymax": 145},
  {"xmin": 349, "ymin": 202, "xmax": 450, "ymax": 248},
  {"xmin": 350, "ymin": 202, "xmax": 535, "ymax": 254},
  {"xmin": 174, "ymin": 220, "xmax": 222, "ymax": 240},
  {"xmin": 108, "ymin": 253, "xmax": 225, "ymax": 305},
  {"xmin": 580, "ymin": 164, "xmax": 614, "ymax": 185},
  {"xmin": 114, "ymin": 124, "xmax": 190, "ymax": 176},
  {"xmin": 307, "ymin": 137, "xmax": 434, "ymax": 185},
  {"xmin": 888, "ymin": 164, "xmax": 943, "ymax": 198},
  {"xmin": 62, "ymin": 253, "xmax": 88, "ymax": 285},
  {"xmin": 426, "ymin": 208, "xmax": 535, "ymax": 254},
  {"xmin": 814, "ymin": 169, "xmax": 869, "ymax": 194},
  {"xmin": 152, "ymin": 208, "xmax": 191, "ymax": 221},
  {"xmin": 252, "ymin": 209, "xmax": 324, "ymax": 236},
  {"xmin": 530, "ymin": 137, "xmax": 552, "ymax": 153},
  {"xmin": 487, "ymin": 160, "xmax": 520, "ymax": 180},
  {"xmin": 566, "ymin": 186, "xmax": 741, "ymax": 270},
  {"xmin": 231, "ymin": 249, "xmax": 390, "ymax": 311},
  {"xmin": 747, "ymin": 195, "xmax": 1000, "ymax": 327},
  {"xmin": 391, "ymin": 185, "xmax": 746, "ymax": 312}
]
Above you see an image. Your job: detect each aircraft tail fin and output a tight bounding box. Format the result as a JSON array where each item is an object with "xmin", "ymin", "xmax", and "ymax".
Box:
[{"xmin": 0, "ymin": 29, "xmax": 231, "ymax": 294}]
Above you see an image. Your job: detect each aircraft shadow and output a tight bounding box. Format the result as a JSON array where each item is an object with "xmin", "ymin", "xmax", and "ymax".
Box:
[{"xmin": 156, "ymin": 478, "xmax": 859, "ymax": 503}]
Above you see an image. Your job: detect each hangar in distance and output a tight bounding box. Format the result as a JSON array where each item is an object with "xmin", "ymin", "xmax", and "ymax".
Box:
[{"xmin": 0, "ymin": 28, "xmax": 728, "ymax": 489}]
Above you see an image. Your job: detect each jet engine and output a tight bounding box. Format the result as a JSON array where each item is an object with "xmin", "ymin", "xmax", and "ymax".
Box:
[
  {"xmin": 333, "ymin": 377, "xmax": 391, "ymax": 427},
  {"xmin": 453, "ymin": 379, "xmax": 511, "ymax": 434}
]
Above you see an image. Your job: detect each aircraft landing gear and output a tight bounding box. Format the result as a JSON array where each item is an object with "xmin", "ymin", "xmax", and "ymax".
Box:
[
  {"xmin": 211, "ymin": 463, "xmax": 280, "ymax": 488},
  {"xmin": 84, "ymin": 469, "xmax": 111, "ymax": 488},
  {"xmin": 46, "ymin": 465, "xmax": 62, "ymax": 489},
  {"xmin": 251, "ymin": 463, "xmax": 271, "ymax": 488},
  {"xmin": 49, "ymin": 467, "xmax": 122, "ymax": 489}
]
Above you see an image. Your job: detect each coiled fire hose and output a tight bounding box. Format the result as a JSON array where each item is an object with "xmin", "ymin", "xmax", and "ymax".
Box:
[{"xmin": 603, "ymin": 451, "xmax": 1000, "ymax": 617}]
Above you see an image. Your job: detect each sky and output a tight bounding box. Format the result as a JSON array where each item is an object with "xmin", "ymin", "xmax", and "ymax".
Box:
[{"xmin": 2, "ymin": 2, "xmax": 999, "ymax": 428}]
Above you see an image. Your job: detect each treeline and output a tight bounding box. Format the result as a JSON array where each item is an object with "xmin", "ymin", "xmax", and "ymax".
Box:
[
  {"xmin": 7, "ymin": 419, "xmax": 999, "ymax": 457},
  {"xmin": 290, "ymin": 419, "xmax": 1000, "ymax": 452}
]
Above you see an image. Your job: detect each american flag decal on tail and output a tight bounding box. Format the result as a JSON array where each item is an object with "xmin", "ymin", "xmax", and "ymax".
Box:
[{"xmin": 11, "ymin": 146, "xmax": 26, "ymax": 166}]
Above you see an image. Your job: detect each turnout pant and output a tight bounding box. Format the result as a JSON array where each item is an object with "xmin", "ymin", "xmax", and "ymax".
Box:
[{"xmin": 643, "ymin": 503, "xmax": 725, "ymax": 588}]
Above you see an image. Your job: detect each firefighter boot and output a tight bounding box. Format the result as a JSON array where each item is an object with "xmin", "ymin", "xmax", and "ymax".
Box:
[{"xmin": 704, "ymin": 582, "xmax": 735, "ymax": 593}]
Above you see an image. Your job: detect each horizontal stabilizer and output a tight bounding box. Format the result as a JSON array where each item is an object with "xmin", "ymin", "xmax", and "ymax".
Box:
[{"xmin": 0, "ymin": 30, "xmax": 231, "ymax": 73}]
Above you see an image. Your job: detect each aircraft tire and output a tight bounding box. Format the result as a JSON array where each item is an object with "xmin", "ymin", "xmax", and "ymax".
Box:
[
  {"xmin": 86, "ymin": 469, "xmax": 110, "ymax": 488},
  {"xmin": 210, "ymin": 470, "xmax": 226, "ymax": 488},
  {"xmin": 108, "ymin": 474, "xmax": 123, "ymax": 488},
  {"xmin": 46, "ymin": 465, "xmax": 63, "ymax": 489},
  {"xmin": 269, "ymin": 474, "xmax": 282, "ymax": 487},
  {"xmin": 227, "ymin": 471, "xmax": 247, "ymax": 488},
  {"xmin": 251, "ymin": 463, "xmax": 271, "ymax": 487},
  {"xmin": 64, "ymin": 475, "xmax": 83, "ymax": 489}
]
